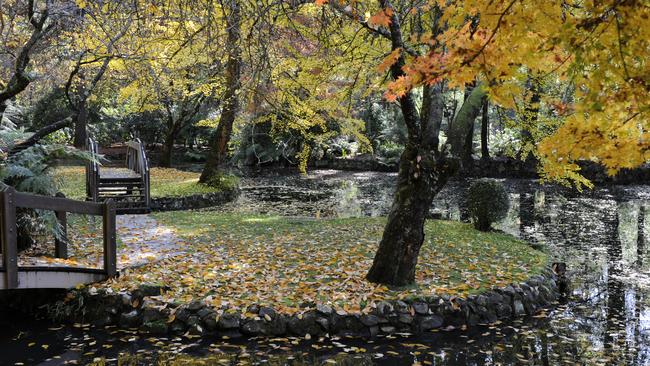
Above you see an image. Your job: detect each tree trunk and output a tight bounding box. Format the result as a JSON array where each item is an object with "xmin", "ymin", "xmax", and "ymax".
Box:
[
  {"xmin": 462, "ymin": 117, "xmax": 474, "ymax": 165},
  {"xmin": 366, "ymin": 144, "xmax": 456, "ymax": 285},
  {"xmin": 160, "ymin": 131, "xmax": 175, "ymax": 168},
  {"xmin": 481, "ymin": 97, "xmax": 489, "ymax": 160},
  {"xmin": 73, "ymin": 99, "xmax": 88, "ymax": 148},
  {"xmin": 448, "ymin": 85, "xmax": 486, "ymax": 159},
  {"xmin": 0, "ymin": 5, "xmax": 50, "ymax": 113},
  {"xmin": 8, "ymin": 117, "xmax": 71, "ymax": 157},
  {"xmin": 421, "ymin": 83, "xmax": 444, "ymax": 152},
  {"xmin": 200, "ymin": 0, "xmax": 241, "ymax": 183}
]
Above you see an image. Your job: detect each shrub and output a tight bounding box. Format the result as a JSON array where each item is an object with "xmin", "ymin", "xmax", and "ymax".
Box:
[
  {"xmin": 377, "ymin": 140, "xmax": 403, "ymax": 164},
  {"xmin": 467, "ymin": 179, "xmax": 510, "ymax": 231},
  {"xmin": 204, "ymin": 172, "xmax": 240, "ymax": 192}
]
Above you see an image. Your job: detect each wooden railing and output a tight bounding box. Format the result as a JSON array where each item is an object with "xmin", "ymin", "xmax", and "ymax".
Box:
[
  {"xmin": 125, "ymin": 138, "xmax": 150, "ymax": 207},
  {"xmin": 0, "ymin": 186, "xmax": 116, "ymax": 289},
  {"xmin": 86, "ymin": 137, "xmax": 100, "ymax": 202}
]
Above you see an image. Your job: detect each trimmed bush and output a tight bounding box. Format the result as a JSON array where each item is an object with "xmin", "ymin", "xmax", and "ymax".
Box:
[
  {"xmin": 204, "ymin": 172, "xmax": 240, "ymax": 191},
  {"xmin": 467, "ymin": 179, "xmax": 510, "ymax": 231}
]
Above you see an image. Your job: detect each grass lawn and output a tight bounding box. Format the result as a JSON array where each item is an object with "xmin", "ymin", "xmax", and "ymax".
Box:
[
  {"xmin": 54, "ymin": 166, "xmax": 224, "ymax": 199},
  {"xmin": 105, "ymin": 212, "xmax": 548, "ymax": 314}
]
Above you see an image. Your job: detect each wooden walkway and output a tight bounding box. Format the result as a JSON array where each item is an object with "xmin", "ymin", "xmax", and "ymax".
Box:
[
  {"xmin": 86, "ymin": 138, "xmax": 151, "ymax": 214},
  {"xmin": 1, "ymin": 138, "xmax": 155, "ymax": 290},
  {"xmin": 0, "ymin": 187, "xmax": 117, "ymax": 290},
  {"xmin": 5, "ymin": 214, "xmax": 182, "ymax": 290}
]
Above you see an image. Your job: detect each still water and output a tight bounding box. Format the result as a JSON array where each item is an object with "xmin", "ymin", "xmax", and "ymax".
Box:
[{"xmin": 1, "ymin": 170, "xmax": 648, "ymax": 365}]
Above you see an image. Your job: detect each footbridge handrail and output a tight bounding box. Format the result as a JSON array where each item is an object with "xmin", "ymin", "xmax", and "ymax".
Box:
[
  {"xmin": 0, "ymin": 186, "xmax": 117, "ymax": 289},
  {"xmin": 86, "ymin": 137, "xmax": 100, "ymax": 202},
  {"xmin": 125, "ymin": 138, "xmax": 150, "ymax": 207}
]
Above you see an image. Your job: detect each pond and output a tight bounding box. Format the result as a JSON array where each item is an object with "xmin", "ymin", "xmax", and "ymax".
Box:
[{"xmin": 1, "ymin": 170, "xmax": 648, "ymax": 365}]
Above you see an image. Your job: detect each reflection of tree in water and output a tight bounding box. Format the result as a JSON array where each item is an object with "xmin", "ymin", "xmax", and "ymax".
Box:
[
  {"xmin": 492, "ymin": 184, "xmax": 650, "ymax": 365},
  {"xmin": 637, "ymin": 204, "xmax": 647, "ymax": 269},
  {"xmin": 602, "ymin": 200, "xmax": 649, "ymax": 365}
]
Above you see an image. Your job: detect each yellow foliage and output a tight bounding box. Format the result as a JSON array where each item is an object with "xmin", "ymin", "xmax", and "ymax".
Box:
[{"xmin": 378, "ymin": 0, "xmax": 649, "ymax": 187}]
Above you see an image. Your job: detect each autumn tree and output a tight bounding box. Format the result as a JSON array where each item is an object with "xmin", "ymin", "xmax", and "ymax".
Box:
[
  {"xmin": 302, "ymin": 0, "xmax": 649, "ymax": 285},
  {"xmin": 61, "ymin": 1, "xmax": 148, "ymax": 148},
  {"xmin": 200, "ymin": 0, "xmax": 241, "ymax": 183},
  {"xmin": 386, "ymin": 0, "xmax": 649, "ymax": 187},
  {"xmin": 115, "ymin": 5, "xmax": 225, "ymax": 167}
]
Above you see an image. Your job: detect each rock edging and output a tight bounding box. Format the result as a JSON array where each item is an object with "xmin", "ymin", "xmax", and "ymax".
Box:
[
  {"xmin": 150, "ymin": 188, "xmax": 239, "ymax": 212},
  {"xmin": 50, "ymin": 265, "xmax": 565, "ymax": 338}
]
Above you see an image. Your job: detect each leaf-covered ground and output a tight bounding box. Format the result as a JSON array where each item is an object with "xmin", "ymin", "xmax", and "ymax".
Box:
[
  {"xmin": 103, "ymin": 212, "xmax": 547, "ymax": 314},
  {"xmin": 54, "ymin": 166, "xmax": 221, "ymax": 200},
  {"xmin": 18, "ymin": 214, "xmax": 181, "ymax": 270}
]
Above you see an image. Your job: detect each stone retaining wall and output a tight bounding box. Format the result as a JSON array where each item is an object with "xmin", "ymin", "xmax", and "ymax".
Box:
[
  {"xmin": 51, "ymin": 266, "xmax": 565, "ymax": 338},
  {"xmin": 150, "ymin": 188, "xmax": 239, "ymax": 212}
]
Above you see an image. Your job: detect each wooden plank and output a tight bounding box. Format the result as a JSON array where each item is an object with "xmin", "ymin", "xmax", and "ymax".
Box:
[
  {"xmin": 54, "ymin": 192, "xmax": 68, "ymax": 259},
  {"xmin": 102, "ymin": 200, "xmax": 117, "ymax": 277},
  {"xmin": 98, "ymin": 177, "xmax": 142, "ymax": 183},
  {"xmin": 14, "ymin": 192, "xmax": 103, "ymax": 215},
  {"xmin": 0, "ymin": 187, "xmax": 18, "ymax": 288},
  {"xmin": 0, "ymin": 270, "xmax": 106, "ymax": 290},
  {"xmin": 16, "ymin": 266, "xmax": 105, "ymax": 274},
  {"xmin": 100, "ymin": 168, "xmax": 140, "ymax": 179}
]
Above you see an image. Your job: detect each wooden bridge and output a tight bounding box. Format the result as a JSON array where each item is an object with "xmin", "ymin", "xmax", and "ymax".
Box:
[
  {"xmin": 0, "ymin": 139, "xmax": 152, "ymax": 290},
  {"xmin": 0, "ymin": 187, "xmax": 117, "ymax": 290},
  {"xmin": 86, "ymin": 138, "xmax": 151, "ymax": 214}
]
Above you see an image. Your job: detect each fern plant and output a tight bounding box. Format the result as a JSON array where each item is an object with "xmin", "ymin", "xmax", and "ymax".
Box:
[{"xmin": 1, "ymin": 126, "xmax": 96, "ymax": 250}]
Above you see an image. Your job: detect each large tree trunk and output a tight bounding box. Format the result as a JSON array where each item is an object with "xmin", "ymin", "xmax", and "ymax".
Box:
[
  {"xmin": 199, "ymin": 0, "xmax": 241, "ymax": 183},
  {"xmin": 365, "ymin": 0, "xmax": 463, "ymax": 286},
  {"xmin": 481, "ymin": 98, "xmax": 489, "ymax": 160},
  {"xmin": 366, "ymin": 144, "xmax": 456, "ymax": 285},
  {"xmin": 73, "ymin": 99, "xmax": 88, "ymax": 148}
]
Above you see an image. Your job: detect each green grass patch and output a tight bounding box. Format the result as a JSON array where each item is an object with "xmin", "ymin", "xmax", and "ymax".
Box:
[
  {"xmin": 53, "ymin": 166, "xmax": 235, "ymax": 199},
  {"xmin": 105, "ymin": 211, "xmax": 547, "ymax": 314}
]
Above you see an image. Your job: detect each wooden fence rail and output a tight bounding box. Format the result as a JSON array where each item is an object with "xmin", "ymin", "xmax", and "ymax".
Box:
[
  {"xmin": 0, "ymin": 186, "xmax": 117, "ymax": 289},
  {"xmin": 125, "ymin": 138, "xmax": 151, "ymax": 208}
]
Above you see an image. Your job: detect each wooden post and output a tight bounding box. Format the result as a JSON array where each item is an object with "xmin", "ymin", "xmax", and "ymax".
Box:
[
  {"xmin": 54, "ymin": 192, "xmax": 68, "ymax": 259},
  {"xmin": 102, "ymin": 199, "xmax": 117, "ymax": 277},
  {"xmin": 1, "ymin": 187, "xmax": 18, "ymax": 289}
]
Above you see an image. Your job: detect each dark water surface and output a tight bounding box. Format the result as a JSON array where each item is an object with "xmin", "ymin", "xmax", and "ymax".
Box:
[{"xmin": 1, "ymin": 170, "xmax": 648, "ymax": 365}]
